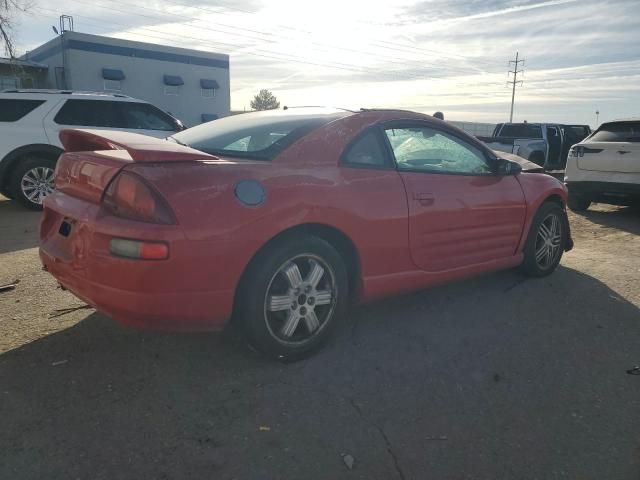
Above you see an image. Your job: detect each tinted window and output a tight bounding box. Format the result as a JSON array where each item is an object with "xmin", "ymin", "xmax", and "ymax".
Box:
[
  {"xmin": 118, "ymin": 103, "xmax": 177, "ymax": 131},
  {"xmin": 172, "ymin": 109, "xmax": 352, "ymax": 160},
  {"xmin": 0, "ymin": 99, "xmax": 46, "ymax": 122},
  {"xmin": 499, "ymin": 124, "xmax": 543, "ymax": 139},
  {"xmin": 343, "ymin": 130, "xmax": 388, "ymax": 167},
  {"xmin": 386, "ymin": 126, "xmax": 491, "ymax": 175},
  {"xmin": 590, "ymin": 122, "xmax": 640, "ymax": 142},
  {"xmin": 54, "ymin": 100, "xmax": 122, "ymax": 127}
]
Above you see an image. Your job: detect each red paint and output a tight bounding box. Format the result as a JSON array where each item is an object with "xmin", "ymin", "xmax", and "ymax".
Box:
[{"xmin": 40, "ymin": 111, "xmax": 570, "ymax": 332}]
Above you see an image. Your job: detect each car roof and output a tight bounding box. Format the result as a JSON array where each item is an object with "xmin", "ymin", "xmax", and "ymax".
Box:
[{"xmin": 0, "ymin": 89, "xmax": 143, "ymax": 102}]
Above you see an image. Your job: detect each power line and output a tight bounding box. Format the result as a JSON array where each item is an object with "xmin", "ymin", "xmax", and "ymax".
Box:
[
  {"xmin": 33, "ymin": 7, "xmax": 473, "ymax": 83},
  {"xmin": 50, "ymin": 0, "xmax": 499, "ymax": 75},
  {"xmin": 34, "ymin": 4, "xmax": 490, "ymax": 81},
  {"xmin": 507, "ymin": 51, "xmax": 524, "ymax": 122}
]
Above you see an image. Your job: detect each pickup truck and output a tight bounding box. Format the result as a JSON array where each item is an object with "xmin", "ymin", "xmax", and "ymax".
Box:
[{"xmin": 478, "ymin": 122, "xmax": 591, "ymax": 170}]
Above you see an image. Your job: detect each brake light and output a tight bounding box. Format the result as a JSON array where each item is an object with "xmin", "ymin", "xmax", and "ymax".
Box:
[{"xmin": 103, "ymin": 171, "xmax": 175, "ymax": 224}]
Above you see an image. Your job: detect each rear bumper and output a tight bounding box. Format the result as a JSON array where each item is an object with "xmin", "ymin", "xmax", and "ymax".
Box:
[
  {"xmin": 566, "ymin": 181, "xmax": 640, "ymax": 205},
  {"xmin": 39, "ymin": 192, "xmax": 234, "ymax": 331}
]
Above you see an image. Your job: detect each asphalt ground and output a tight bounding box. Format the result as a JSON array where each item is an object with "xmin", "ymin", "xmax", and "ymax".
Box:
[{"xmin": 1, "ymin": 194, "xmax": 639, "ymax": 480}]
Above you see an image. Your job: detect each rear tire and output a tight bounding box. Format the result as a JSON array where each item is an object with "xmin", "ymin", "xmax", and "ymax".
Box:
[
  {"xmin": 0, "ymin": 185, "xmax": 13, "ymax": 200},
  {"xmin": 520, "ymin": 202, "xmax": 566, "ymax": 277},
  {"xmin": 567, "ymin": 193, "xmax": 591, "ymax": 212},
  {"xmin": 9, "ymin": 156, "xmax": 56, "ymax": 210},
  {"xmin": 235, "ymin": 235, "xmax": 348, "ymax": 361}
]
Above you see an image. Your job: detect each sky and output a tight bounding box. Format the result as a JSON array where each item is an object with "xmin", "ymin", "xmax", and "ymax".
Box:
[{"xmin": 10, "ymin": 0, "xmax": 640, "ymax": 126}]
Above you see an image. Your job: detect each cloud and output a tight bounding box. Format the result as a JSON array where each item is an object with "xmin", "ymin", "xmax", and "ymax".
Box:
[{"xmin": 13, "ymin": 0, "xmax": 640, "ymax": 124}]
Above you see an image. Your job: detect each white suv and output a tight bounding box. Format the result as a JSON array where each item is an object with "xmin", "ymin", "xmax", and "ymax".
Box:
[
  {"xmin": 0, "ymin": 90, "xmax": 185, "ymax": 209},
  {"xmin": 565, "ymin": 119, "xmax": 640, "ymax": 211}
]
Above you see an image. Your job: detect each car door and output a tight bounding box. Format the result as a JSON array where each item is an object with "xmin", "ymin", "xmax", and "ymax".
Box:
[{"xmin": 383, "ymin": 123, "xmax": 527, "ymax": 272}]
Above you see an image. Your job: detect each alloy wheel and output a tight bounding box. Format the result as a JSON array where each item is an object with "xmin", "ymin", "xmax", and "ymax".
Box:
[
  {"xmin": 534, "ymin": 213, "xmax": 562, "ymax": 269},
  {"xmin": 264, "ymin": 254, "xmax": 337, "ymax": 345},
  {"xmin": 21, "ymin": 166, "xmax": 55, "ymax": 205}
]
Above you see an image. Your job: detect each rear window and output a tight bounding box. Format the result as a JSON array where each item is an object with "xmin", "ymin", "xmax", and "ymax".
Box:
[
  {"xmin": 172, "ymin": 109, "xmax": 352, "ymax": 160},
  {"xmin": 590, "ymin": 122, "xmax": 640, "ymax": 142},
  {"xmin": 499, "ymin": 124, "xmax": 543, "ymax": 139},
  {"xmin": 0, "ymin": 99, "xmax": 46, "ymax": 122},
  {"xmin": 54, "ymin": 99, "xmax": 177, "ymax": 131}
]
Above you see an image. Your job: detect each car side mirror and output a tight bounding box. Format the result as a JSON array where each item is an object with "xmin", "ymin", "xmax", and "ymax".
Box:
[{"xmin": 495, "ymin": 158, "xmax": 522, "ymax": 175}]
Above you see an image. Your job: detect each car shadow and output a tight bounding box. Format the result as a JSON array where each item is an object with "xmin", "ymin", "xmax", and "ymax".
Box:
[
  {"xmin": 0, "ymin": 196, "xmax": 41, "ymax": 254},
  {"xmin": 579, "ymin": 204, "xmax": 640, "ymax": 236},
  {"xmin": 1, "ymin": 265, "xmax": 639, "ymax": 479}
]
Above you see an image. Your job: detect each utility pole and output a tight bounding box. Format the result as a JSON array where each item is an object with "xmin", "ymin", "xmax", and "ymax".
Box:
[{"xmin": 507, "ymin": 51, "xmax": 525, "ymax": 122}]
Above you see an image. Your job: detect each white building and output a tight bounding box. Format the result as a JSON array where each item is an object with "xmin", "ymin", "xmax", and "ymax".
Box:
[{"xmin": 21, "ymin": 31, "xmax": 230, "ymax": 127}]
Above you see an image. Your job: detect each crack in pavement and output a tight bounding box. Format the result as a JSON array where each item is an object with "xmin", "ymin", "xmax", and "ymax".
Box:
[{"xmin": 348, "ymin": 397, "xmax": 406, "ymax": 480}]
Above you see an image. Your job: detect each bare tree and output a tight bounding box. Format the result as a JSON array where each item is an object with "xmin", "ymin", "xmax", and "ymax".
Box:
[
  {"xmin": 1, "ymin": 0, "xmax": 29, "ymax": 58},
  {"xmin": 250, "ymin": 89, "xmax": 280, "ymax": 111}
]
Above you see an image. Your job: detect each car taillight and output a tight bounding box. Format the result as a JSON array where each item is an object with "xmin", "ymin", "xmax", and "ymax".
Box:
[
  {"xmin": 103, "ymin": 171, "xmax": 176, "ymax": 224},
  {"xmin": 569, "ymin": 146, "xmax": 584, "ymax": 158},
  {"xmin": 109, "ymin": 238, "xmax": 169, "ymax": 260}
]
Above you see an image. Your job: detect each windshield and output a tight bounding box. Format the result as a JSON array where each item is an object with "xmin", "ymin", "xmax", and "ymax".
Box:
[
  {"xmin": 590, "ymin": 122, "xmax": 640, "ymax": 142},
  {"xmin": 171, "ymin": 108, "xmax": 353, "ymax": 160}
]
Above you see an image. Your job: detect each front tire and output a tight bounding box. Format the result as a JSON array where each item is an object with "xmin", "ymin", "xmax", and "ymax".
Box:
[
  {"xmin": 567, "ymin": 192, "xmax": 591, "ymax": 212},
  {"xmin": 235, "ymin": 235, "xmax": 348, "ymax": 360},
  {"xmin": 520, "ymin": 202, "xmax": 566, "ymax": 277},
  {"xmin": 10, "ymin": 156, "xmax": 57, "ymax": 210}
]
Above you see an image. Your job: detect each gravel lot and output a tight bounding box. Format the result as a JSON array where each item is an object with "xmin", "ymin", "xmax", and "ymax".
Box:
[{"xmin": 1, "ymin": 194, "xmax": 639, "ymax": 480}]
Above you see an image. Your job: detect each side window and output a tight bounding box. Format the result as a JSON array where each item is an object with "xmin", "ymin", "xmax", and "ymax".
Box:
[
  {"xmin": 118, "ymin": 103, "xmax": 177, "ymax": 131},
  {"xmin": 54, "ymin": 100, "xmax": 122, "ymax": 128},
  {"xmin": 343, "ymin": 130, "xmax": 388, "ymax": 167},
  {"xmin": 0, "ymin": 99, "xmax": 46, "ymax": 122},
  {"xmin": 385, "ymin": 126, "xmax": 492, "ymax": 175}
]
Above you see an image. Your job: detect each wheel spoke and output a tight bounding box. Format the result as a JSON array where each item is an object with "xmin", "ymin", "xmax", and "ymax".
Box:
[
  {"xmin": 303, "ymin": 310, "xmax": 320, "ymax": 332},
  {"xmin": 22, "ymin": 176, "xmax": 37, "ymax": 185},
  {"xmin": 538, "ymin": 222, "xmax": 551, "ymax": 240},
  {"xmin": 25, "ymin": 189, "xmax": 39, "ymax": 201},
  {"xmin": 268, "ymin": 295, "xmax": 293, "ymax": 312},
  {"xmin": 535, "ymin": 245, "xmax": 547, "ymax": 263},
  {"xmin": 280, "ymin": 312, "xmax": 300, "ymax": 337},
  {"xmin": 306, "ymin": 260, "xmax": 324, "ymax": 288},
  {"xmin": 315, "ymin": 290, "xmax": 332, "ymax": 306},
  {"xmin": 282, "ymin": 262, "xmax": 303, "ymax": 289}
]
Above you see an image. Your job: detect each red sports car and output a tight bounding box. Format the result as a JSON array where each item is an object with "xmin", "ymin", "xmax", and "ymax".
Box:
[{"xmin": 40, "ymin": 108, "xmax": 573, "ymax": 359}]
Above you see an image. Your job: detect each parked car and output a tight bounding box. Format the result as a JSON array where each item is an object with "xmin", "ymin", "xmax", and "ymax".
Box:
[
  {"xmin": 565, "ymin": 119, "xmax": 640, "ymax": 211},
  {"xmin": 40, "ymin": 108, "xmax": 573, "ymax": 359},
  {"xmin": 478, "ymin": 122, "xmax": 591, "ymax": 170},
  {"xmin": 0, "ymin": 89, "xmax": 185, "ymax": 209}
]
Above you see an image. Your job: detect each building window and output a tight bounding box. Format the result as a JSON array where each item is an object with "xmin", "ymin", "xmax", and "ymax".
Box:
[
  {"xmin": 163, "ymin": 75, "xmax": 184, "ymax": 96},
  {"xmin": 104, "ymin": 79, "xmax": 122, "ymax": 91},
  {"xmin": 101, "ymin": 68, "xmax": 125, "ymax": 92},
  {"xmin": 200, "ymin": 78, "xmax": 219, "ymax": 99}
]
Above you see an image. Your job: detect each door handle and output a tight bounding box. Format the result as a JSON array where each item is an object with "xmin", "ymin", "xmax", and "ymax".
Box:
[{"xmin": 413, "ymin": 192, "xmax": 434, "ymax": 206}]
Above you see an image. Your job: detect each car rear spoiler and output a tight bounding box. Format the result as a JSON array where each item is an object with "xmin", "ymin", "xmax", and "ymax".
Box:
[{"xmin": 59, "ymin": 129, "xmax": 218, "ymax": 163}]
